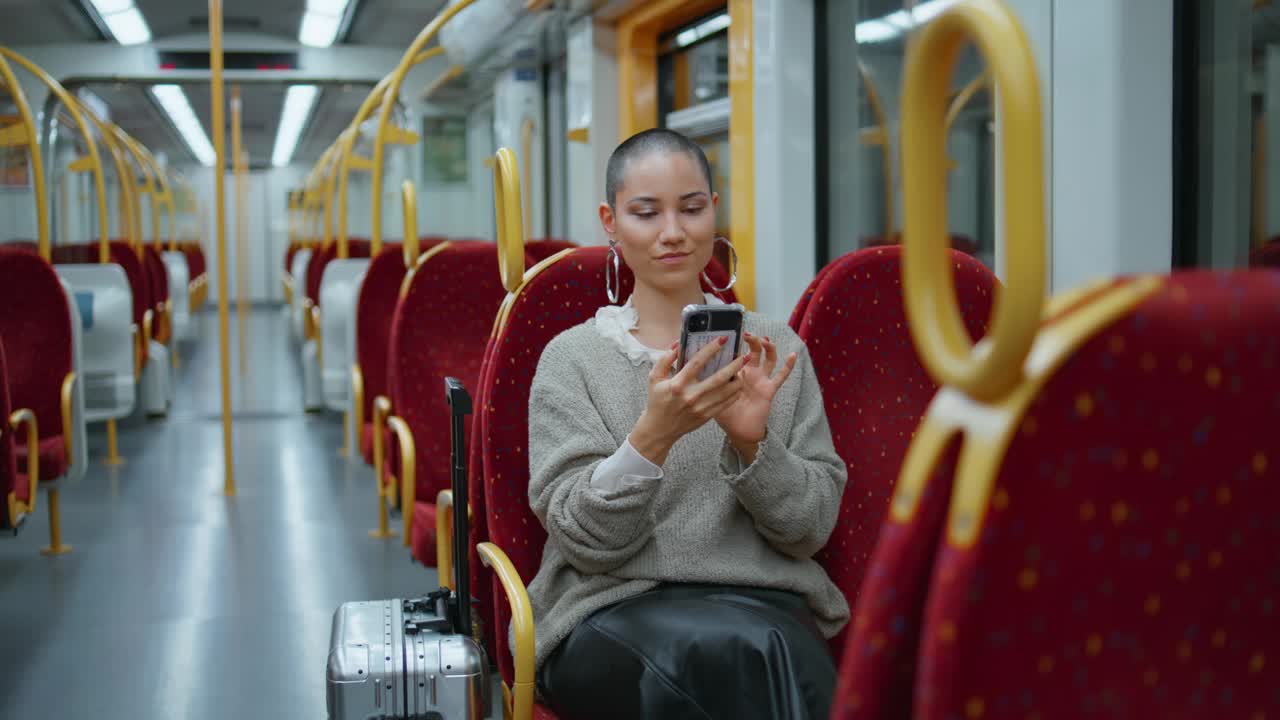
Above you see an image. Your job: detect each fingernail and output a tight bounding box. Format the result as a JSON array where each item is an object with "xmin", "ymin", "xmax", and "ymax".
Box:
[{"xmin": 719, "ymin": 336, "xmax": 727, "ymax": 345}]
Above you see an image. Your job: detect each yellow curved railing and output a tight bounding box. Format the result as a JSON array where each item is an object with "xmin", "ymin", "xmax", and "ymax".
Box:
[
  {"xmin": 114, "ymin": 125, "xmax": 157, "ymax": 254},
  {"xmin": 401, "ymin": 178, "xmax": 418, "ymax": 268},
  {"xmin": 0, "ymin": 48, "xmax": 110, "ymax": 263},
  {"xmin": 901, "ymin": 0, "xmax": 1044, "ymax": 401},
  {"xmin": 0, "ymin": 52, "xmax": 49, "ymax": 261},
  {"xmin": 888, "ymin": 0, "xmax": 1162, "ymax": 552},
  {"xmin": 858, "ymin": 61, "xmax": 895, "ymax": 239},
  {"xmin": 492, "ymin": 148, "xmax": 525, "ymax": 293},
  {"xmin": 369, "ymin": 0, "xmax": 476, "ymax": 252},
  {"xmin": 336, "ymin": 56, "xmax": 439, "ymax": 259}
]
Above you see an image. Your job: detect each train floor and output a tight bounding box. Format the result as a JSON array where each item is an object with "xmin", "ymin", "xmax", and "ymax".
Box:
[{"xmin": 0, "ymin": 305, "xmax": 449, "ymax": 718}]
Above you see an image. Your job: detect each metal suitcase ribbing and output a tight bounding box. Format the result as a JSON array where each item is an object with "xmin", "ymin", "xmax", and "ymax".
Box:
[{"xmin": 326, "ymin": 378, "xmax": 488, "ymax": 719}]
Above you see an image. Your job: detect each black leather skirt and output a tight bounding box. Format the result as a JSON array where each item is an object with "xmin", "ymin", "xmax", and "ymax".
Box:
[{"xmin": 538, "ymin": 583, "xmax": 836, "ymax": 720}]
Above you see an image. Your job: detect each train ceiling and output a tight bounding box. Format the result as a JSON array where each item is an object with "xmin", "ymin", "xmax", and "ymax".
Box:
[{"xmin": 0, "ymin": 0, "xmax": 448, "ymax": 168}]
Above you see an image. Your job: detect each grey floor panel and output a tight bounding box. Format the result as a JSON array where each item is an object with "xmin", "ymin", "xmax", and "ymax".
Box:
[{"xmin": 0, "ymin": 307, "xmax": 441, "ymax": 719}]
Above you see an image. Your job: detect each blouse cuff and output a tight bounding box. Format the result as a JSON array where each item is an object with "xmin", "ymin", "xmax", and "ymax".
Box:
[{"xmin": 589, "ymin": 438, "xmax": 664, "ymax": 494}]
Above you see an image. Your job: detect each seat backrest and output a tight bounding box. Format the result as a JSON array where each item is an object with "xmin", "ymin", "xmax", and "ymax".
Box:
[
  {"xmin": 184, "ymin": 244, "xmax": 206, "ymax": 279},
  {"xmin": 49, "ymin": 243, "xmax": 98, "ymax": 265},
  {"xmin": 387, "ymin": 241, "xmax": 524, "ymax": 565},
  {"xmin": 481, "ymin": 246, "xmax": 636, "ymax": 685},
  {"xmin": 306, "ymin": 243, "xmax": 336, "ymax": 305},
  {"xmin": 353, "ymin": 243, "xmax": 407, "ymax": 422},
  {"xmin": 108, "ymin": 241, "xmax": 149, "ymax": 329},
  {"xmin": 908, "ymin": 271, "xmax": 1280, "ymax": 719},
  {"xmin": 143, "ymin": 246, "xmax": 169, "ymax": 308},
  {"xmin": 1249, "ymin": 240, "xmax": 1280, "ymax": 268},
  {"xmin": 0, "ymin": 248, "xmax": 75, "ymax": 443},
  {"xmin": 797, "ymin": 246, "xmax": 995, "ymax": 657},
  {"xmin": 0, "ymin": 337, "xmax": 20, "ymax": 532},
  {"xmin": 523, "ymin": 239, "xmax": 576, "ymax": 263},
  {"xmin": 346, "ymin": 238, "xmax": 373, "ymax": 259},
  {"xmin": 285, "ymin": 242, "xmax": 300, "ymax": 274}
]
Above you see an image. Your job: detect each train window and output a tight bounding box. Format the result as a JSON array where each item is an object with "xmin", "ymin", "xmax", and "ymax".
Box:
[
  {"xmin": 659, "ymin": 10, "xmax": 732, "ymax": 240},
  {"xmin": 818, "ymin": 0, "xmax": 995, "ymax": 269},
  {"xmin": 0, "ymin": 93, "xmax": 38, "ymax": 246},
  {"xmin": 1173, "ymin": 0, "xmax": 1275, "ymax": 270}
]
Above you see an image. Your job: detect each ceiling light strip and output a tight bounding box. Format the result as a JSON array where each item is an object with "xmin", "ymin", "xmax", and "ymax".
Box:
[
  {"xmin": 299, "ymin": 0, "xmax": 354, "ymax": 48},
  {"xmin": 272, "ymin": 85, "xmax": 320, "ymax": 167},
  {"xmin": 151, "ymin": 85, "xmax": 216, "ymax": 166},
  {"xmin": 87, "ymin": 0, "xmax": 152, "ymax": 45}
]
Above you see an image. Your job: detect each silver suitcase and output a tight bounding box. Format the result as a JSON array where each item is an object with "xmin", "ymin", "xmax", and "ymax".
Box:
[
  {"xmin": 327, "ymin": 378, "xmax": 489, "ymax": 719},
  {"xmin": 326, "ymin": 593, "xmax": 488, "ymax": 719}
]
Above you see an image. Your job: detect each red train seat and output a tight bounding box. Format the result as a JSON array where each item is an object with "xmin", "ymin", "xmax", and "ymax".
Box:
[
  {"xmin": 905, "ymin": 271, "xmax": 1280, "ymax": 719},
  {"xmin": 0, "ymin": 337, "xmax": 37, "ymax": 534},
  {"xmin": 386, "ymin": 241, "xmax": 527, "ymax": 567},
  {"xmin": 0, "ymin": 248, "xmax": 77, "ymax": 551},
  {"xmin": 795, "ymin": 246, "xmax": 995, "ymax": 662}
]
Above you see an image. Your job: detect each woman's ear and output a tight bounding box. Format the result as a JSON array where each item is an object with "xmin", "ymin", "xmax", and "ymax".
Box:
[
  {"xmin": 598, "ymin": 201, "xmax": 617, "ymax": 238},
  {"xmin": 711, "ymin": 191, "xmax": 719, "ymax": 211}
]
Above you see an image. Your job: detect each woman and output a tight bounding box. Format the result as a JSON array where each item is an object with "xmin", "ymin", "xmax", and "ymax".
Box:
[{"xmin": 526, "ymin": 128, "xmax": 848, "ymax": 719}]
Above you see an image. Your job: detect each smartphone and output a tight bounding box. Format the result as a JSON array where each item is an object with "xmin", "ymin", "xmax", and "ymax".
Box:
[{"xmin": 678, "ymin": 304, "xmax": 745, "ymax": 382}]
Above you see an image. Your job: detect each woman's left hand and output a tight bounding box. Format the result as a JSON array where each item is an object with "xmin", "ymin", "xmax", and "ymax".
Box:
[{"xmin": 715, "ymin": 332, "xmax": 797, "ymax": 463}]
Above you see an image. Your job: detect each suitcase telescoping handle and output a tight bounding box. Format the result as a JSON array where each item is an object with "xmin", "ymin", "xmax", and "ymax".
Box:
[{"xmin": 444, "ymin": 377, "xmax": 472, "ymax": 639}]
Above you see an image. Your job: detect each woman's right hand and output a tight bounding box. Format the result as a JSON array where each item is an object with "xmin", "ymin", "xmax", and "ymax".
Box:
[{"xmin": 628, "ymin": 337, "xmax": 752, "ymax": 466}]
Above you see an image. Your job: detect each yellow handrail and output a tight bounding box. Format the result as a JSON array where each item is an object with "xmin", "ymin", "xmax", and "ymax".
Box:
[
  {"xmin": 0, "ymin": 53, "xmax": 49, "ymax": 261},
  {"xmin": 0, "ymin": 48, "xmax": 110, "ymax": 263},
  {"xmin": 370, "ymin": 0, "xmax": 478, "ymax": 251},
  {"xmin": 401, "ymin": 179, "xmax": 418, "ymax": 267},
  {"xmin": 210, "ymin": 0, "xmax": 236, "ymax": 497},
  {"xmin": 492, "ymin": 148, "xmax": 525, "ymax": 292},
  {"xmin": 113, "ymin": 125, "xmax": 157, "ymax": 253},
  {"xmin": 336, "ymin": 53, "xmax": 442, "ymax": 258},
  {"xmin": 857, "ymin": 61, "xmax": 895, "ymax": 239},
  {"xmin": 901, "ymin": 0, "xmax": 1045, "ymax": 401}
]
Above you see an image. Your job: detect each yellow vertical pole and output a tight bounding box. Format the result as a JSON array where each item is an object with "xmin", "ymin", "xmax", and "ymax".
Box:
[
  {"xmin": 210, "ymin": 0, "xmax": 236, "ymax": 496},
  {"xmin": 105, "ymin": 418, "xmax": 123, "ymax": 466},
  {"xmin": 728, "ymin": 0, "xmax": 755, "ymax": 310},
  {"xmin": 232, "ymin": 87, "xmax": 248, "ymax": 375}
]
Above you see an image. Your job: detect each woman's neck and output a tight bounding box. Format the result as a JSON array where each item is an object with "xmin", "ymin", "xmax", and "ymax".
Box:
[{"xmin": 630, "ymin": 282, "xmax": 705, "ymax": 350}]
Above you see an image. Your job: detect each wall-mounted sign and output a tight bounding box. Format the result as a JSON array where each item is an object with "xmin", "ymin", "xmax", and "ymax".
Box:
[{"xmin": 422, "ymin": 116, "xmax": 468, "ymax": 185}]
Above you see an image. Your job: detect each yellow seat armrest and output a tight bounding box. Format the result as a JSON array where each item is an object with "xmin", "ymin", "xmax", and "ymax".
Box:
[
  {"xmin": 477, "ymin": 541, "xmax": 535, "ymax": 720},
  {"xmin": 7, "ymin": 408, "xmax": 38, "ymax": 528}
]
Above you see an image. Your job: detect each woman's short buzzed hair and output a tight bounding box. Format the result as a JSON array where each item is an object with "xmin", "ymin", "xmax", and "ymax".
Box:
[{"xmin": 605, "ymin": 128, "xmax": 714, "ymax": 208}]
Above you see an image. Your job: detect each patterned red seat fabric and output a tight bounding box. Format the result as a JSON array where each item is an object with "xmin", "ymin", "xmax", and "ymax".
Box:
[
  {"xmin": 798, "ymin": 247, "xmax": 995, "ymax": 646},
  {"xmin": 1249, "ymin": 240, "xmax": 1280, "ymax": 268},
  {"xmin": 354, "ymin": 243, "xmax": 407, "ymax": 465},
  {"xmin": 0, "ymin": 248, "xmax": 76, "ymax": 484},
  {"xmin": 909, "ymin": 271, "xmax": 1280, "ymax": 719},
  {"xmin": 0, "ymin": 337, "xmax": 24, "ymax": 532},
  {"xmin": 142, "ymin": 246, "xmax": 170, "ymax": 342},
  {"xmin": 387, "ymin": 241, "xmax": 526, "ymax": 567},
  {"xmin": 284, "ymin": 242, "xmax": 300, "ymax": 274},
  {"xmin": 478, "ymin": 246, "xmax": 634, "ymax": 719},
  {"xmin": 523, "ymin": 240, "xmax": 576, "ymax": 264},
  {"xmin": 305, "ymin": 243, "xmax": 336, "ymax": 307}
]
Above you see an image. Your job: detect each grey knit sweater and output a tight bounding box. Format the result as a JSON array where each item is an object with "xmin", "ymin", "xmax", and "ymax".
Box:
[{"xmin": 525, "ymin": 310, "xmax": 850, "ymax": 670}]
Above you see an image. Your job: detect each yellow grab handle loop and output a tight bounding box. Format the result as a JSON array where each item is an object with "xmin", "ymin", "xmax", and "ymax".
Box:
[
  {"xmin": 493, "ymin": 148, "xmax": 525, "ymax": 293},
  {"xmin": 402, "ymin": 179, "xmax": 419, "ymax": 269},
  {"xmin": 901, "ymin": 0, "xmax": 1046, "ymax": 402}
]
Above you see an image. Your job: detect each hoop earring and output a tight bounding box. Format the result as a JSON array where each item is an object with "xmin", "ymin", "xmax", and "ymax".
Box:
[
  {"xmin": 605, "ymin": 239, "xmax": 621, "ymax": 304},
  {"xmin": 702, "ymin": 235, "xmax": 738, "ymax": 293}
]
